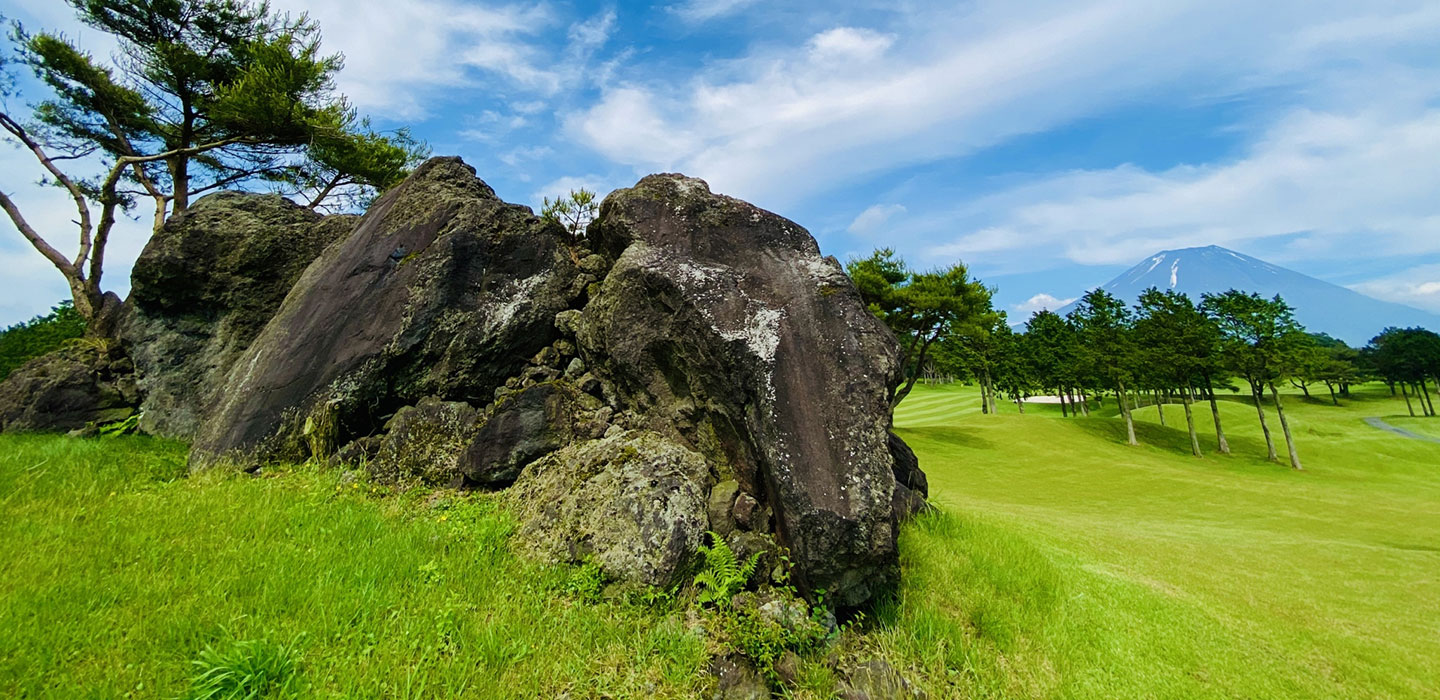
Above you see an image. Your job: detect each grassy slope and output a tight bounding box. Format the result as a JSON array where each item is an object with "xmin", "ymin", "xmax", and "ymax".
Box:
[
  {"xmin": 890, "ymin": 382, "xmax": 1440, "ymax": 699},
  {"xmin": 1, "ymin": 383, "xmax": 1437, "ymax": 698},
  {"xmin": 0, "ymin": 437, "xmax": 707, "ymax": 699}
]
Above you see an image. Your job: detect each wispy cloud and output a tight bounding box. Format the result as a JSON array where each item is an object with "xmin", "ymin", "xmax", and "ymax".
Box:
[
  {"xmin": 847, "ymin": 204, "xmax": 906, "ymax": 236},
  {"xmin": 1350, "ymin": 264, "xmax": 1440, "ymax": 314},
  {"xmin": 925, "ymin": 107, "xmax": 1440, "ymax": 271},
  {"xmin": 1012, "ymin": 293, "xmax": 1076, "ymax": 316},
  {"xmin": 667, "ymin": 0, "xmax": 762, "ymax": 24},
  {"xmin": 567, "ymin": 0, "xmax": 1440, "ymax": 215}
]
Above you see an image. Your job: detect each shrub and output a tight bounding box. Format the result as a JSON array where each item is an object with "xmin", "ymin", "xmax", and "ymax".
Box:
[
  {"xmin": 0, "ymin": 301, "xmax": 85, "ymax": 380},
  {"xmin": 179, "ymin": 637, "xmax": 304, "ymax": 700}
]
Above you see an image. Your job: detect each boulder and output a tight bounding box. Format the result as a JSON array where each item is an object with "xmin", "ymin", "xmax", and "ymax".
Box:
[
  {"xmin": 368, "ymin": 397, "xmax": 479, "ymax": 485},
  {"xmin": 190, "ymin": 157, "xmax": 584, "ymax": 468},
  {"xmin": 577, "ymin": 174, "xmax": 910, "ymax": 606},
  {"xmin": 507, "ymin": 430, "xmax": 709, "ymax": 587},
  {"xmin": 0, "ymin": 342, "xmax": 138, "ymax": 432},
  {"xmin": 122, "ymin": 192, "xmax": 353, "ymax": 439},
  {"xmin": 459, "ymin": 381, "xmax": 603, "ymax": 486}
]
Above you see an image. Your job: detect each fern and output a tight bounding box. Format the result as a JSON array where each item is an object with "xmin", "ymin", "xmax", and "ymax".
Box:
[{"xmin": 693, "ymin": 531, "xmax": 760, "ymax": 608}]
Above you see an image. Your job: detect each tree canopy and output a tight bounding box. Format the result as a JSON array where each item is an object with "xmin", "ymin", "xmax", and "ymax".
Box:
[
  {"xmin": 847, "ymin": 248, "xmax": 992, "ymax": 408},
  {"xmin": 1, "ymin": 0, "xmax": 426, "ymax": 335}
]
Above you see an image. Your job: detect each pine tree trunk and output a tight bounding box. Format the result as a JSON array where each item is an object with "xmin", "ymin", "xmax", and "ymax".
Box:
[
  {"xmin": 1118, "ymin": 381, "xmax": 1138, "ymax": 445},
  {"xmin": 1401, "ymin": 382, "xmax": 1415, "ymax": 417},
  {"xmin": 1269, "ymin": 383, "xmax": 1303, "ymax": 470},
  {"xmin": 1420, "ymin": 379, "xmax": 1436, "ymax": 417},
  {"xmin": 1079, "ymin": 393, "xmax": 1090, "ymax": 416},
  {"xmin": 1324, "ymin": 381, "xmax": 1338, "ymax": 406},
  {"xmin": 1059, "ymin": 389, "xmax": 1069, "ymax": 417},
  {"xmin": 1155, "ymin": 391, "xmax": 1166, "ymax": 426},
  {"xmin": 1252, "ymin": 381, "xmax": 1278, "ymax": 461},
  {"xmin": 1183, "ymin": 386, "xmax": 1201, "ymax": 457},
  {"xmin": 1205, "ymin": 375, "xmax": 1230, "ymax": 455}
]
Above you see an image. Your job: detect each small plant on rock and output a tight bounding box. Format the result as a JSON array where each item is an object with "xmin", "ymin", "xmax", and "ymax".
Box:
[
  {"xmin": 694, "ymin": 531, "xmax": 760, "ymax": 609},
  {"xmin": 541, "ymin": 188, "xmax": 599, "ymax": 239}
]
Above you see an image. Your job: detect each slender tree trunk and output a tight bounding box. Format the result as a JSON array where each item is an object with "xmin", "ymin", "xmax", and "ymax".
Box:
[
  {"xmin": 1016, "ymin": 392, "xmax": 1025, "ymax": 414},
  {"xmin": 1421, "ymin": 379, "xmax": 1436, "ymax": 417},
  {"xmin": 1079, "ymin": 393, "xmax": 1090, "ymax": 416},
  {"xmin": 980, "ymin": 381, "xmax": 989, "ymax": 414},
  {"xmin": 1401, "ymin": 382, "xmax": 1415, "ymax": 417},
  {"xmin": 1118, "ymin": 381, "xmax": 1138, "ymax": 445},
  {"xmin": 1182, "ymin": 386, "xmax": 1201, "ymax": 457},
  {"xmin": 1204, "ymin": 374, "xmax": 1230, "ymax": 455},
  {"xmin": 1251, "ymin": 381, "xmax": 1278, "ymax": 461},
  {"xmin": 1269, "ymin": 383, "xmax": 1303, "ymax": 470},
  {"xmin": 1324, "ymin": 381, "xmax": 1338, "ymax": 406},
  {"xmin": 1155, "ymin": 390, "xmax": 1166, "ymax": 426},
  {"xmin": 1389, "ymin": 381, "xmax": 1397, "ymax": 397}
]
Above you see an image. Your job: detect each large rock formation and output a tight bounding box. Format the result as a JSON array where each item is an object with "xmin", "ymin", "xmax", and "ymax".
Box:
[
  {"xmin": 190, "ymin": 157, "xmax": 586, "ymax": 467},
  {"xmin": 0, "ymin": 341, "xmax": 139, "ymax": 433},
  {"xmin": 576, "ymin": 174, "xmax": 910, "ymax": 606},
  {"xmin": 122, "ymin": 192, "xmax": 353, "ymax": 438},
  {"xmin": 178, "ymin": 157, "xmax": 923, "ymax": 606}
]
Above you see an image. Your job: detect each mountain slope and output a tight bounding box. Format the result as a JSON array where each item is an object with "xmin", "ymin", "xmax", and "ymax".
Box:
[{"xmin": 1060, "ymin": 245, "xmax": 1440, "ymax": 345}]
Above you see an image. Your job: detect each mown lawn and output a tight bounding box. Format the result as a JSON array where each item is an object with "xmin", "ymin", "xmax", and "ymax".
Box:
[
  {"xmin": 891, "ymin": 381, "xmax": 1440, "ymax": 699},
  {"xmin": 1, "ymin": 381, "xmax": 1437, "ymax": 698}
]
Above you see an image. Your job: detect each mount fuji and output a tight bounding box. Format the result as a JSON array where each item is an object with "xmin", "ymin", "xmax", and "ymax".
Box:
[{"xmin": 1056, "ymin": 245, "xmax": 1440, "ymax": 346}]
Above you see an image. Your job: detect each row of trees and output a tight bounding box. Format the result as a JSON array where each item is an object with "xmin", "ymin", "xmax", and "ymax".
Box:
[
  {"xmin": 849, "ymin": 249, "xmax": 1440, "ymax": 471},
  {"xmin": 2, "ymin": 0, "xmax": 428, "ymax": 336}
]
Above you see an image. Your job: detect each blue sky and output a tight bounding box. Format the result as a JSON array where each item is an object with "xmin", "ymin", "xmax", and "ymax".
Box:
[{"xmin": 4, "ymin": 0, "xmax": 1440, "ymax": 326}]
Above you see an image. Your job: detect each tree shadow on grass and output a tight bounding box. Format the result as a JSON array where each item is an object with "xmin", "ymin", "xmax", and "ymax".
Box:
[
  {"xmin": 1068, "ymin": 414, "xmax": 1284, "ymax": 467},
  {"xmin": 895, "ymin": 426, "xmax": 998, "ymax": 451}
]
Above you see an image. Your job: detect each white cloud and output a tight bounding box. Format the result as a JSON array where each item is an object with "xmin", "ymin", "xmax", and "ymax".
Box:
[
  {"xmin": 668, "ymin": 0, "xmax": 761, "ymax": 24},
  {"xmin": 847, "ymin": 204, "xmax": 906, "ymax": 236},
  {"xmin": 531, "ymin": 175, "xmax": 625, "ymax": 211},
  {"xmin": 566, "ymin": 0, "xmax": 1440, "ymax": 212},
  {"xmin": 278, "ymin": 0, "xmax": 561, "ymax": 118},
  {"xmin": 1350, "ymin": 265, "xmax": 1440, "ymax": 314},
  {"xmin": 925, "ymin": 107, "xmax": 1440, "ymax": 270},
  {"xmin": 808, "ymin": 28, "xmax": 895, "ymax": 63},
  {"xmin": 1013, "ymin": 293, "xmax": 1076, "ymax": 315},
  {"xmin": 498, "ymin": 145, "xmax": 555, "ymax": 167}
]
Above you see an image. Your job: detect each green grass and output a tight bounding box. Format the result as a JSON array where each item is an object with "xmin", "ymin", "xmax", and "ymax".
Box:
[
  {"xmin": 2, "ymin": 382, "xmax": 1438, "ymax": 698},
  {"xmin": 0, "ymin": 435, "xmax": 707, "ymax": 699},
  {"xmin": 887, "ymin": 382, "xmax": 1440, "ymax": 698},
  {"xmin": 1386, "ymin": 414, "xmax": 1440, "ymax": 439}
]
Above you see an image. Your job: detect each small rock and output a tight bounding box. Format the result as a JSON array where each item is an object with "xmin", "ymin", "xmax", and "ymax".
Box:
[
  {"xmin": 707, "ymin": 654, "xmax": 770, "ymax": 700},
  {"xmin": 577, "ymin": 373, "xmax": 603, "ymax": 397},
  {"xmin": 838, "ymin": 659, "xmax": 921, "ymax": 700},
  {"xmin": 733, "ymin": 492, "xmax": 768, "ymax": 531},
  {"xmin": 708, "ymin": 480, "xmax": 740, "ymax": 535},
  {"xmin": 773, "ymin": 651, "xmax": 802, "ymax": 687},
  {"xmin": 578, "ymin": 253, "xmax": 609, "ymax": 276},
  {"xmin": 553, "ymin": 339, "xmax": 576, "ymax": 357},
  {"xmin": 564, "ymin": 357, "xmax": 586, "ymax": 378},
  {"xmin": 554, "ymin": 309, "xmax": 582, "ymax": 336}
]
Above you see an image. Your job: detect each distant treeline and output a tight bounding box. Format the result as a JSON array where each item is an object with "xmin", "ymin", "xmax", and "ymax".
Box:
[
  {"xmin": 849, "ymin": 249, "xmax": 1440, "ymax": 471},
  {"xmin": 0, "ymin": 302, "xmax": 86, "ymax": 381}
]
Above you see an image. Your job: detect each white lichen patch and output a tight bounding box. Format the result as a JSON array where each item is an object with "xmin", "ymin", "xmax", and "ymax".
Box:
[
  {"xmin": 485, "ymin": 274, "xmax": 546, "ymax": 332},
  {"xmin": 673, "ymin": 177, "xmax": 709, "ymax": 197}
]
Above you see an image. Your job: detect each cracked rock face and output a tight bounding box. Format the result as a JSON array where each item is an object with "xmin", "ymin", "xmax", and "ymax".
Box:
[
  {"xmin": 578, "ymin": 174, "xmax": 910, "ymax": 606},
  {"xmin": 122, "ymin": 191, "xmax": 353, "ymax": 439},
  {"xmin": 189, "ymin": 157, "xmax": 584, "ymax": 468},
  {"xmin": 173, "ymin": 159, "xmax": 922, "ymax": 606}
]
